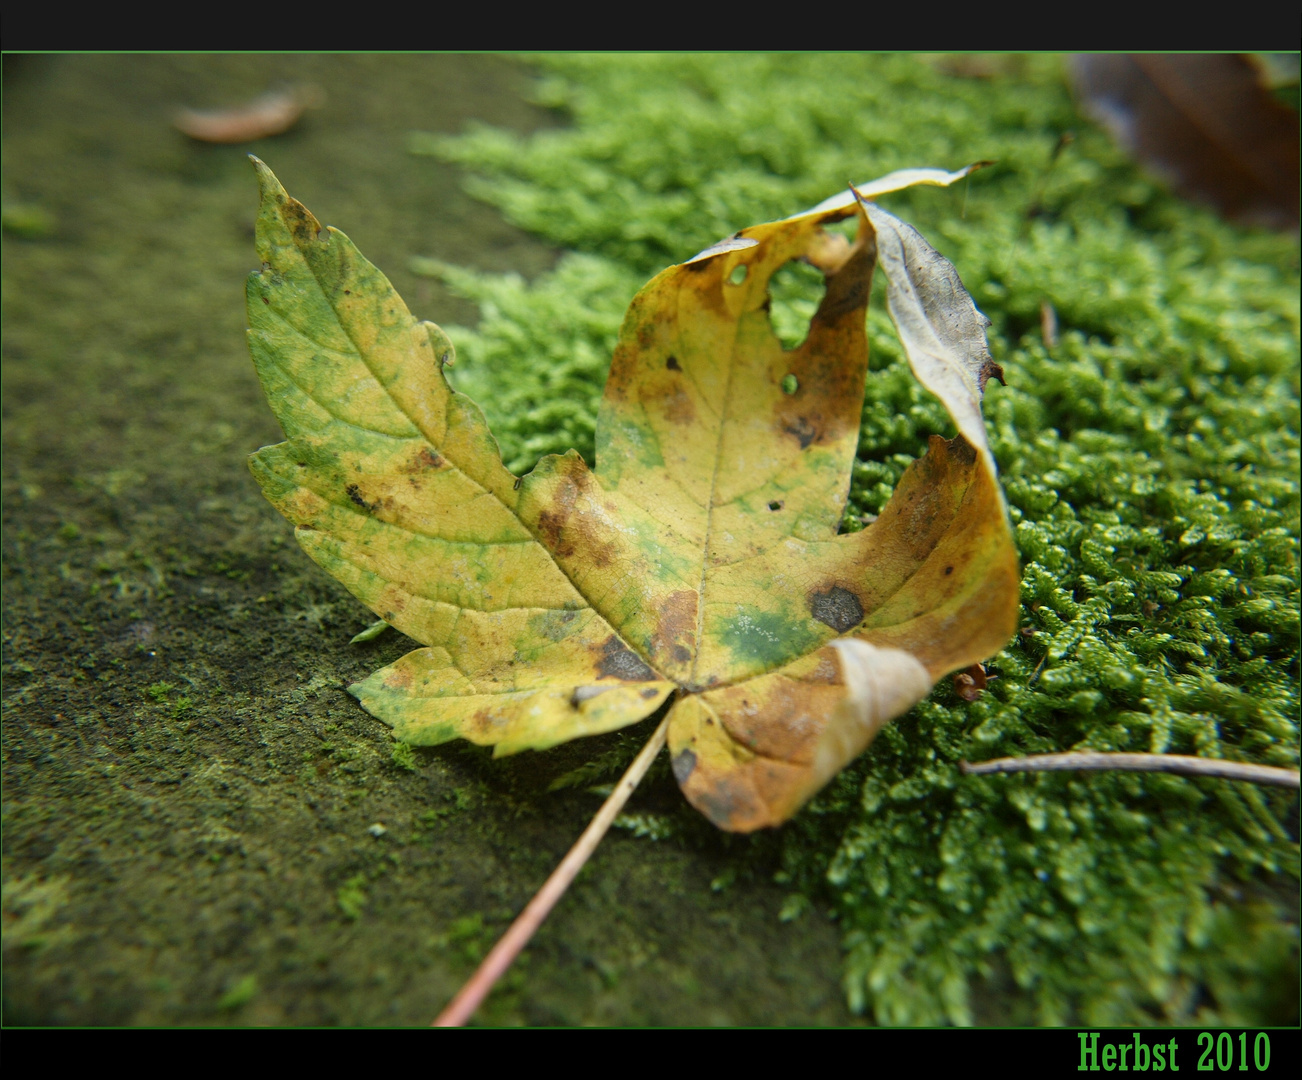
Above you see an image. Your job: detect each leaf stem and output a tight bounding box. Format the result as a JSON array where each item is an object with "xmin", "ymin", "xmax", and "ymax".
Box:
[
  {"xmin": 432, "ymin": 714, "xmax": 672, "ymax": 1027},
  {"xmin": 960, "ymin": 752, "xmax": 1299, "ymax": 789}
]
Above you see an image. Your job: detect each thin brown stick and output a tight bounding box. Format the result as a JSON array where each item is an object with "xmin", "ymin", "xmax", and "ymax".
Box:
[
  {"xmin": 960, "ymin": 752, "xmax": 1299, "ymax": 789},
  {"xmin": 433, "ymin": 715, "xmax": 671, "ymax": 1027}
]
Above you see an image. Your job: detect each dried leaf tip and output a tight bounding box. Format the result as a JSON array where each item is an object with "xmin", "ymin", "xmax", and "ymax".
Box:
[
  {"xmin": 850, "ymin": 187, "xmax": 1001, "ymax": 470},
  {"xmin": 801, "ymin": 161, "xmax": 993, "ymax": 217}
]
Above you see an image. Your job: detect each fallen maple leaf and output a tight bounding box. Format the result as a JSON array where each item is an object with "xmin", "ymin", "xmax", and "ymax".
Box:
[{"xmin": 245, "ymin": 157, "xmax": 1018, "ymax": 833}]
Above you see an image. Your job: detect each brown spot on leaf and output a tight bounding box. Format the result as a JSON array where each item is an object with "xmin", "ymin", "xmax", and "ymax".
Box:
[
  {"xmin": 784, "ymin": 417, "xmax": 818, "ymax": 450},
  {"xmin": 666, "ymin": 355, "xmax": 681, "ymax": 371},
  {"xmin": 283, "ymin": 198, "xmax": 322, "ymax": 244},
  {"xmin": 345, "ymin": 484, "xmax": 373, "ymax": 512},
  {"xmin": 535, "ymin": 510, "xmax": 572, "ymax": 558},
  {"xmin": 651, "ymin": 589, "xmax": 698, "ymax": 669},
  {"xmin": 663, "ymin": 385, "xmax": 696, "ymax": 425},
  {"xmin": 404, "ymin": 447, "xmax": 444, "ymax": 472},
  {"xmin": 640, "ymin": 687, "xmax": 660, "ymax": 699},
  {"xmin": 384, "ymin": 666, "xmax": 414, "ymax": 691},
  {"xmin": 533, "ymin": 474, "xmax": 581, "ymax": 558},
  {"xmin": 685, "ymin": 768, "xmax": 778, "ymax": 832},
  {"xmin": 468, "ymin": 707, "xmax": 496, "ymax": 738},
  {"xmin": 809, "ymin": 586, "xmax": 864, "ymax": 632},
  {"xmin": 595, "ymin": 636, "xmax": 657, "ymax": 682},
  {"xmin": 533, "ymin": 468, "xmax": 619, "ymax": 568}
]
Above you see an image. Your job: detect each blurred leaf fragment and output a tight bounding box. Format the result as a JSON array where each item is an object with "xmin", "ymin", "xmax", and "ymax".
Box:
[
  {"xmin": 1071, "ymin": 54, "xmax": 1299, "ymax": 230},
  {"xmin": 174, "ymin": 84, "xmax": 325, "ymax": 144}
]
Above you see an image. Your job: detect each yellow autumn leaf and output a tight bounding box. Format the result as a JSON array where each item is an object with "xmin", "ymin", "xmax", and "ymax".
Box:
[{"xmin": 246, "ymin": 158, "xmax": 1018, "ymax": 832}]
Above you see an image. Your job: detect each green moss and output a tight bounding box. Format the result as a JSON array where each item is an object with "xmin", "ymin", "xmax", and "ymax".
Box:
[
  {"xmin": 414, "ymin": 54, "xmax": 1300, "ymax": 1025},
  {"xmin": 442, "ymin": 913, "xmax": 490, "ymax": 963},
  {"xmin": 612, "ymin": 812, "xmax": 676, "ymax": 841},
  {"xmin": 336, "ymin": 874, "xmax": 368, "ymax": 921},
  {"xmin": 1, "ymin": 202, "xmax": 56, "ymax": 239},
  {"xmin": 390, "ymin": 740, "xmax": 419, "ymax": 773},
  {"xmin": 216, "ymin": 974, "xmax": 258, "ymax": 1012},
  {"xmin": 146, "ymin": 682, "xmax": 175, "ymax": 703},
  {"xmin": 410, "ymin": 253, "xmax": 641, "ymax": 475}
]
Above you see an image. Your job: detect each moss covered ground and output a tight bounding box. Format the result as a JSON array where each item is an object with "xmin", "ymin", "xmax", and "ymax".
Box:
[
  {"xmin": 2, "ymin": 54, "xmax": 1298, "ymax": 1027},
  {"xmin": 410, "ymin": 54, "xmax": 1300, "ymax": 1026}
]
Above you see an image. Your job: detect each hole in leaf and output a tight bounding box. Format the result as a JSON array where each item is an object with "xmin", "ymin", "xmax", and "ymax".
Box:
[
  {"xmin": 825, "ymin": 216, "xmax": 858, "ymax": 241},
  {"xmin": 768, "ymin": 500, "xmax": 784, "ymax": 511},
  {"xmin": 781, "ymin": 373, "xmax": 799, "ymax": 395},
  {"xmin": 729, "ymin": 263, "xmax": 749, "ymax": 285},
  {"xmin": 768, "ymin": 258, "xmax": 825, "ymax": 350}
]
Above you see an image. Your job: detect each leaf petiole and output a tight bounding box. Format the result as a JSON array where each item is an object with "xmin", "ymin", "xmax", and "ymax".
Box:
[{"xmin": 433, "ymin": 713, "xmax": 672, "ymax": 1026}]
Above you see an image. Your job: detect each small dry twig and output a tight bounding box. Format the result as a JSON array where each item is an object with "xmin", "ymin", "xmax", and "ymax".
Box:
[
  {"xmin": 433, "ymin": 715, "xmax": 671, "ymax": 1027},
  {"xmin": 960, "ymin": 752, "xmax": 1299, "ymax": 789}
]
